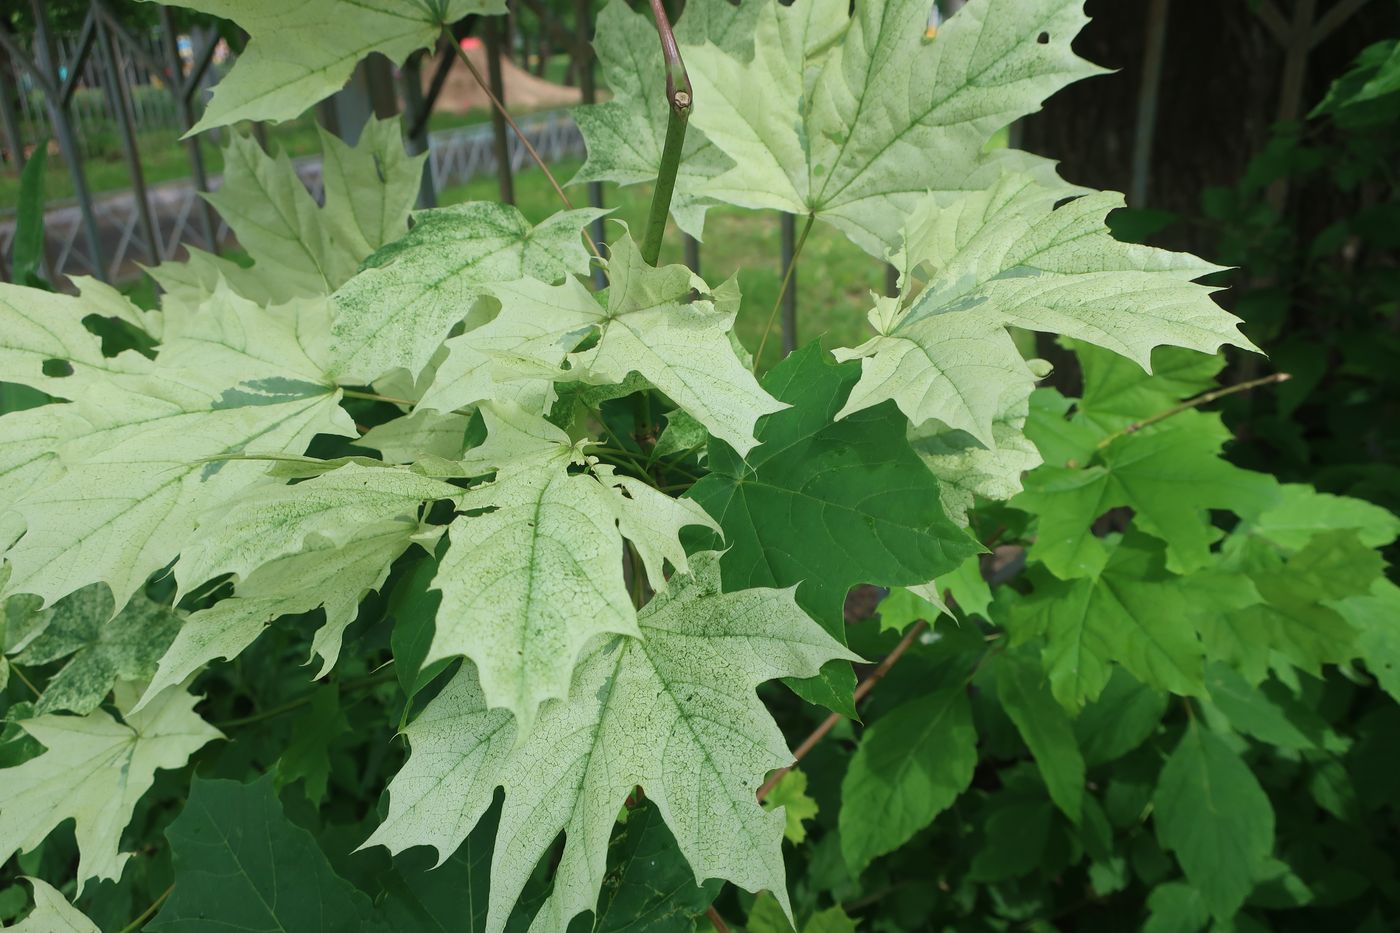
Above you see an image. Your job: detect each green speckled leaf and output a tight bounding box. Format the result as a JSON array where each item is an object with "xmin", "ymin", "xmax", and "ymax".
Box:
[{"xmin": 366, "ymin": 553, "xmax": 854, "ymax": 933}]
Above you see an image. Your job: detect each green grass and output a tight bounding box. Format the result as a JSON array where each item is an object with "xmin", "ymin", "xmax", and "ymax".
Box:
[{"xmin": 437, "ymin": 160, "xmax": 882, "ymax": 371}]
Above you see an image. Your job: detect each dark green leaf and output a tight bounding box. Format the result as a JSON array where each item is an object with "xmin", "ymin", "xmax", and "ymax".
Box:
[
  {"xmin": 1153, "ymin": 723, "xmax": 1274, "ymax": 919},
  {"xmin": 688, "ymin": 344, "xmax": 979, "ymax": 712},
  {"xmin": 149, "ymin": 775, "xmax": 377, "ymax": 932}
]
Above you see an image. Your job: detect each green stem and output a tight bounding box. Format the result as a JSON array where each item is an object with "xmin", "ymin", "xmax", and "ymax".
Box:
[
  {"xmin": 214, "ymin": 669, "xmax": 396, "ymax": 730},
  {"xmin": 9, "ymin": 663, "xmax": 40, "ymax": 698},
  {"xmin": 752, "ymin": 213, "xmax": 815, "ymax": 373},
  {"xmin": 640, "ymin": 0, "xmax": 692, "ymax": 266},
  {"xmin": 1094, "ymin": 371, "xmax": 1291, "ymax": 450},
  {"xmin": 118, "ymin": 885, "xmax": 174, "ymax": 933},
  {"xmin": 342, "ymin": 387, "xmax": 417, "ymax": 407}
]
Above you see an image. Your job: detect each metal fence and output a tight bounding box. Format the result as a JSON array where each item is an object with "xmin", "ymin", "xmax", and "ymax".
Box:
[
  {"xmin": 0, "ymin": 0, "xmax": 599, "ymax": 287},
  {"xmin": 0, "ymin": 113, "xmax": 585, "ymax": 283}
]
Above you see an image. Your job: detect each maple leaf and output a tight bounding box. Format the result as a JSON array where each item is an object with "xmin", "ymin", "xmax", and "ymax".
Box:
[
  {"xmin": 688, "ymin": 344, "xmax": 978, "ymax": 711},
  {"xmin": 137, "ymin": 524, "xmax": 432, "ymax": 717},
  {"xmin": 425, "ymin": 403, "xmax": 716, "ymax": 731},
  {"xmin": 0, "ymin": 283, "xmax": 150, "ymax": 398},
  {"xmin": 686, "ymin": 0, "xmax": 1104, "ymax": 255},
  {"xmin": 908, "ymin": 389, "xmax": 1043, "ymax": 525},
  {"xmin": 331, "ymin": 202, "xmax": 605, "ymax": 385},
  {"xmin": 12, "ymin": 584, "xmax": 181, "ymax": 715},
  {"xmin": 173, "ymin": 461, "xmax": 463, "ymax": 596},
  {"xmin": 834, "ymin": 176, "xmax": 1254, "ymax": 447},
  {"xmin": 153, "ymin": 0, "xmax": 505, "ymax": 132},
  {"xmin": 1008, "ymin": 535, "xmax": 1212, "ymax": 710},
  {"xmin": 0, "ymin": 684, "xmax": 221, "ymax": 890},
  {"xmin": 365, "ymin": 552, "xmax": 855, "ymax": 933},
  {"xmin": 1, "ymin": 285, "xmax": 354, "ymax": 614},
  {"xmin": 6, "ymin": 878, "xmax": 100, "ymax": 933},
  {"xmin": 1017, "ymin": 410, "xmax": 1278, "ymax": 579},
  {"xmin": 450, "ymin": 233, "xmax": 785, "ymax": 455}
]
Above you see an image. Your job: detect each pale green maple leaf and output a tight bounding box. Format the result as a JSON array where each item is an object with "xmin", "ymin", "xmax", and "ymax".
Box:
[
  {"xmin": 1, "ymin": 284, "xmax": 354, "ymax": 613},
  {"xmin": 365, "ymin": 552, "xmax": 855, "ymax": 933},
  {"xmin": 1009, "ymin": 536, "xmax": 1210, "ymax": 711},
  {"xmin": 138, "ymin": 523, "xmax": 426, "ymax": 711},
  {"xmin": 834, "ymin": 175, "xmax": 1254, "ymax": 446},
  {"xmin": 354, "ymin": 409, "xmax": 473, "ymax": 463},
  {"xmin": 7, "ymin": 878, "xmax": 100, "ymax": 933},
  {"xmin": 908, "ymin": 388, "xmax": 1044, "ymax": 525},
  {"xmin": 1, "ymin": 378, "xmax": 350, "ymax": 613},
  {"xmin": 571, "ymin": 0, "xmax": 748, "ymax": 237},
  {"xmin": 152, "ymin": 0, "xmax": 504, "ymax": 132},
  {"xmin": 66, "ymin": 275, "xmax": 163, "ymax": 342},
  {"xmin": 318, "ymin": 117, "xmax": 427, "ymax": 260},
  {"xmin": 0, "ymin": 284, "xmax": 150, "ymax": 398},
  {"xmin": 593, "ymin": 464, "xmax": 718, "ymax": 590},
  {"xmin": 477, "ymin": 234, "xmax": 785, "ymax": 455},
  {"xmin": 1017, "ymin": 410, "xmax": 1278, "ymax": 579},
  {"xmin": 686, "ymin": 0, "xmax": 1105, "ymax": 255},
  {"xmin": 174, "ymin": 461, "xmax": 463, "ymax": 596},
  {"xmin": 426, "ymin": 403, "xmax": 715, "ymax": 731},
  {"xmin": 178, "ymin": 122, "xmax": 423, "ymax": 303},
  {"xmin": 331, "ymin": 201, "xmax": 605, "ymax": 385},
  {"xmin": 13, "ymin": 584, "xmax": 181, "ymax": 716},
  {"xmin": 0, "ymin": 404, "xmax": 88, "ymax": 520},
  {"xmin": 0, "ymin": 684, "xmax": 221, "ymax": 891}
]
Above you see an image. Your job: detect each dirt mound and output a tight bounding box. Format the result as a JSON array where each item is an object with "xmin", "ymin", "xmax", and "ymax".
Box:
[{"xmin": 430, "ymin": 38, "xmax": 582, "ymax": 114}]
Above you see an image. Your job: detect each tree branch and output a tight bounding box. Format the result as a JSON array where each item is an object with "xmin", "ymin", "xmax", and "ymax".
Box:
[
  {"xmin": 1095, "ymin": 371, "xmax": 1291, "ymax": 450},
  {"xmin": 757, "ymin": 619, "xmax": 928, "ymax": 802},
  {"xmin": 443, "ymin": 26, "xmax": 603, "ymax": 260}
]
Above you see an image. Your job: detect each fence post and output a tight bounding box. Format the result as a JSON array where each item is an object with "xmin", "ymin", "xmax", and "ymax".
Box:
[
  {"xmin": 574, "ymin": 0, "xmax": 607, "ymax": 287},
  {"xmin": 482, "ymin": 18, "xmax": 515, "ymax": 204},
  {"xmin": 95, "ymin": 3, "xmax": 160, "ymax": 268},
  {"xmin": 0, "ymin": 47, "xmax": 26, "ymax": 172},
  {"xmin": 28, "ymin": 0, "xmax": 106, "ymax": 280},
  {"xmin": 159, "ymin": 9, "xmax": 218, "ymax": 251},
  {"xmin": 1128, "ymin": 0, "xmax": 1169, "ymax": 208},
  {"xmin": 683, "ymin": 233, "xmax": 699, "ymax": 274},
  {"xmin": 400, "ymin": 49, "xmax": 438, "ymax": 208}
]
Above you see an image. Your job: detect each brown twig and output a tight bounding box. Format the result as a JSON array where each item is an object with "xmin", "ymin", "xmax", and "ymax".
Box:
[
  {"xmin": 444, "ymin": 28, "xmax": 603, "ymax": 260},
  {"xmin": 756, "ymin": 619, "xmax": 929, "ymax": 802},
  {"xmin": 706, "ymin": 905, "xmax": 732, "ymax": 933},
  {"xmin": 1095, "ymin": 371, "xmax": 1291, "ymax": 450}
]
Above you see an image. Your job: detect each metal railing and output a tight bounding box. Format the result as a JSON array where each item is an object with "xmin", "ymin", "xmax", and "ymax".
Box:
[{"xmin": 0, "ymin": 112, "xmax": 585, "ymax": 283}]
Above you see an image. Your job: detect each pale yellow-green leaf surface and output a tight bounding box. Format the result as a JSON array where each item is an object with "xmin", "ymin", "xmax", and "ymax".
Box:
[
  {"xmin": 365, "ymin": 553, "xmax": 856, "ymax": 933},
  {"xmin": 0, "ymin": 684, "xmax": 221, "ymax": 891},
  {"xmin": 153, "ymin": 0, "xmax": 505, "ymax": 132}
]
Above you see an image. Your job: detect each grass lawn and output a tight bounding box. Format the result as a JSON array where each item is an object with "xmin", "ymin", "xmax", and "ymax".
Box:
[{"xmin": 438, "ymin": 160, "xmax": 883, "ymax": 371}]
